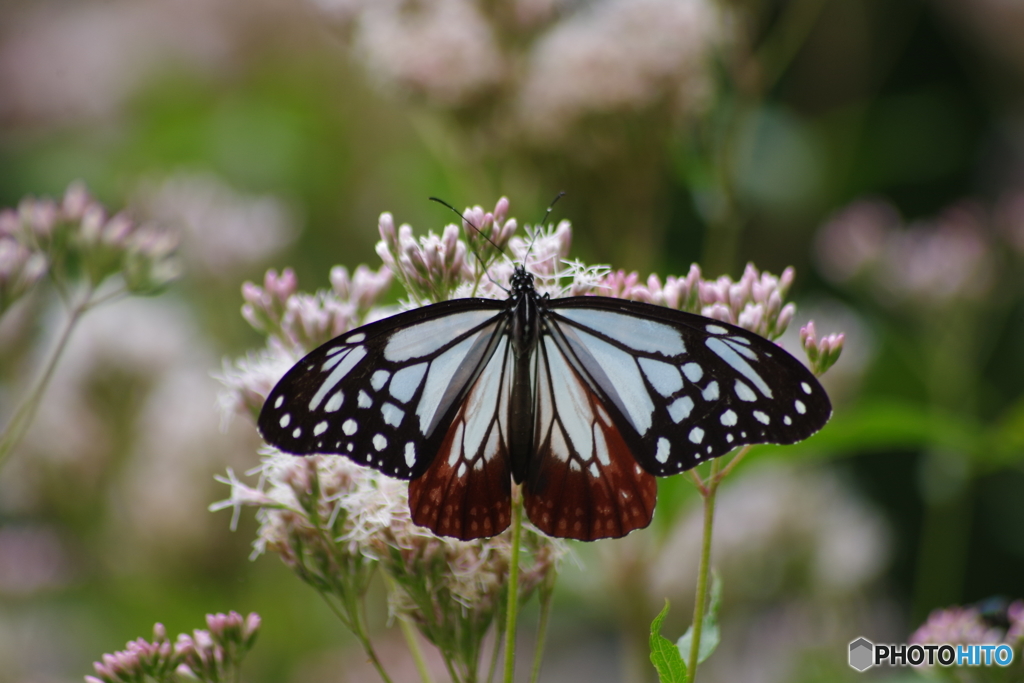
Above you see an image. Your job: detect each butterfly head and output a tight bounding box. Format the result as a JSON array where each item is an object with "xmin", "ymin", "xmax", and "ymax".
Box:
[{"xmin": 510, "ymin": 265, "xmax": 536, "ymax": 299}]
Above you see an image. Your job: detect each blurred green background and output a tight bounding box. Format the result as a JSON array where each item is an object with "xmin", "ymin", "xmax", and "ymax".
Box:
[{"xmin": 2, "ymin": 0, "xmax": 1023, "ymax": 681}]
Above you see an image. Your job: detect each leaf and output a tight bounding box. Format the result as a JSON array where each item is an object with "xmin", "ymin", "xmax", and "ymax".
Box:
[
  {"xmin": 676, "ymin": 572, "xmax": 722, "ymax": 666},
  {"xmin": 649, "ymin": 600, "xmax": 687, "ymax": 683}
]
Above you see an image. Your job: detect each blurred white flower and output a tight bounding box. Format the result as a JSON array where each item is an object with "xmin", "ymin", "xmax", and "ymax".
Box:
[
  {"xmin": 0, "ymin": 0, "xmax": 233, "ymax": 125},
  {"xmin": 816, "ymin": 198, "xmax": 996, "ymax": 306},
  {"xmin": 2, "ymin": 297, "xmax": 257, "ymax": 559},
  {"xmin": 134, "ymin": 172, "xmax": 297, "ymax": 276},
  {"xmin": 0, "ymin": 524, "xmax": 75, "ymax": 596},
  {"xmin": 516, "ymin": 0, "xmax": 725, "ymax": 140},
  {"xmin": 649, "ymin": 463, "xmax": 890, "ymax": 598},
  {"xmin": 353, "ymin": 0, "xmax": 506, "ymax": 106}
]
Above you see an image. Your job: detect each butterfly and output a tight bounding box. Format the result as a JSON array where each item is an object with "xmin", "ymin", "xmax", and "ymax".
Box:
[{"xmin": 257, "ymin": 265, "xmax": 831, "ymax": 541}]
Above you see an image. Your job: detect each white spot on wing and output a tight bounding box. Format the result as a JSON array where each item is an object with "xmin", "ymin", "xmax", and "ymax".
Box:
[
  {"xmin": 343, "ymin": 419, "xmax": 357, "ymax": 435},
  {"xmin": 801, "ymin": 382, "xmax": 812, "ymax": 394},
  {"xmin": 794, "ymin": 399, "xmax": 806, "ymax": 414},
  {"xmin": 556, "ymin": 308, "xmax": 687, "ymax": 356},
  {"xmin": 404, "ymin": 442, "xmax": 416, "ymax": 468},
  {"xmin": 783, "ymin": 415, "xmax": 792, "ymax": 425},
  {"xmin": 550, "ymin": 425, "xmax": 570, "ymax": 463},
  {"xmin": 723, "ymin": 338, "xmax": 758, "ymax": 360},
  {"xmin": 706, "ymin": 324, "xmax": 728, "ymax": 334},
  {"xmin": 384, "ymin": 309, "xmax": 496, "ymax": 361},
  {"xmin": 655, "ymin": 437, "xmax": 671, "ymax": 463},
  {"xmin": 274, "ymin": 395, "xmax": 284, "ymax": 409},
  {"xmin": 348, "ymin": 332, "xmax": 366, "ymax": 343},
  {"xmin": 589, "ymin": 463, "xmax": 600, "ymax": 478},
  {"xmin": 593, "ymin": 424, "xmax": 610, "ymax": 466},
  {"xmin": 279, "ymin": 414, "xmax": 291, "ymax": 428},
  {"xmin": 682, "ymin": 362, "xmax": 703, "ymax": 383},
  {"xmin": 734, "ymin": 379, "xmax": 757, "ymax": 402},
  {"xmin": 325, "ymin": 391, "xmax": 344, "ymax": 413},
  {"xmin": 563, "ymin": 332, "xmax": 655, "ymax": 435},
  {"xmin": 370, "ymin": 370, "xmax": 390, "ymax": 391},
  {"xmin": 309, "ymin": 346, "xmax": 367, "ymax": 410},
  {"xmin": 668, "ymin": 395, "xmax": 694, "ymax": 423},
  {"xmin": 292, "ymin": 427, "xmax": 302, "ymax": 438},
  {"xmin": 448, "ymin": 422, "xmax": 465, "ymax": 466},
  {"xmin": 382, "ymin": 402, "xmax": 404, "ymax": 427},
  {"xmin": 720, "ymin": 409, "xmax": 737, "ymax": 426},
  {"xmin": 545, "ymin": 338, "xmax": 595, "ymax": 459},
  {"xmin": 417, "ymin": 333, "xmax": 482, "ymax": 434},
  {"xmin": 457, "ymin": 462, "xmax": 467, "ymax": 478},
  {"xmin": 706, "ymin": 337, "xmax": 773, "ymax": 398},
  {"xmin": 689, "ymin": 426, "xmax": 704, "ymax": 444},
  {"xmin": 314, "ymin": 421, "xmax": 327, "ymax": 436},
  {"xmin": 638, "ymin": 357, "xmax": 684, "ymax": 397},
  {"xmin": 358, "ymin": 390, "xmax": 372, "ymax": 408},
  {"xmin": 373, "ymin": 434, "xmax": 387, "ymax": 450},
  {"xmin": 462, "ymin": 339, "xmax": 506, "ymax": 457},
  {"xmin": 390, "ymin": 363, "xmax": 428, "ymax": 403},
  {"xmin": 702, "ymin": 381, "xmax": 719, "ymax": 401},
  {"xmin": 753, "ymin": 411, "xmax": 770, "ymax": 424}
]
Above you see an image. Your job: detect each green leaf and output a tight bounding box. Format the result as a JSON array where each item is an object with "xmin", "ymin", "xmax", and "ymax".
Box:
[
  {"xmin": 649, "ymin": 600, "xmax": 687, "ymax": 683},
  {"xmin": 676, "ymin": 572, "xmax": 722, "ymax": 666}
]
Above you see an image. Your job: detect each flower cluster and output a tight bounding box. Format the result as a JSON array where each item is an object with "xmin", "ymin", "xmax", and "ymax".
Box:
[
  {"xmin": 240, "ymin": 264, "xmax": 393, "ymax": 352},
  {"xmin": 86, "ymin": 612, "xmax": 260, "ymax": 683},
  {"xmin": 800, "ymin": 321, "xmax": 845, "ymax": 378},
  {"xmin": 0, "ymin": 181, "xmax": 179, "ymax": 308},
  {"xmin": 815, "ymin": 198, "xmax": 997, "ymax": 308},
  {"xmin": 909, "ymin": 600, "xmax": 1024, "ymax": 678},
  {"xmin": 597, "ymin": 262, "xmax": 801, "ymax": 342},
  {"xmin": 311, "ymin": 0, "xmax": 727, "ymax": 145},
  {"xmin": 212, "ymin": 452, "xmax": 564, "ymax": 681}
]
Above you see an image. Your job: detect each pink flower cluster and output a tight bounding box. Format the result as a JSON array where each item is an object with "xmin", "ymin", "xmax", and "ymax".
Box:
[
  {"xmin": 86, "ymin": 613, "xmax": 260, "ymax": 683},
  {"xmin": 816, "ymin": 198, "xmax": 997, "ymax": 307},
  {"xmin": 241, "ymin": 263, "xmax": 393, "ymax": 352},
  {"xmin": 0, "ymin": 181, "xmax": 179, "ymax": 304},
  {"xmin": 598, "ymin": 262, "xmax": 798, "ymax": 342}
]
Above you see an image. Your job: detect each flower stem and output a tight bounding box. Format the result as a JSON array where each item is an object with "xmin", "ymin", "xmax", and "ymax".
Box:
[
  {"xmin": 398, "ymin": 615, "xmax": 435, "ymax": 683},
  {"xmin": 687, "ymin": 458, "xmax": 721, "ymax": 683},
  {"xmin": 528, "ymin": 579, "xmax": 555, "ymax": 683},
  {"xmin": 0, "ymin": 293, "xmax": 90, "ymax": 470},
  {"xmin": 502, "ymin": 486, "xmax": 524, "ymax": 683}
]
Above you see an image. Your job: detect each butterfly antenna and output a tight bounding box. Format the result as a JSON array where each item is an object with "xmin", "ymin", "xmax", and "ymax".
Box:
[
  {"xmin": 429, "ymin": 196, "xmax": 507, "ymax": 293},
  {"xmin": 523, "ymin": 191, "xmax": 566, "ymax": 271}
]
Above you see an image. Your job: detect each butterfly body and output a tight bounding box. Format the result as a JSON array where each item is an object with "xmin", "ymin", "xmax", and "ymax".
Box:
[{"xmin": 258, "ymin": 266, "xmax": 831, "ymax": 541}]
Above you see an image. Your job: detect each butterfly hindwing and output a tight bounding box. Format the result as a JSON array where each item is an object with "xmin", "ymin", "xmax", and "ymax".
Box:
[
  {"xmin": 545, "ymin": 297, "xmax": 831, "ymax": 477},
  {"xmin": 523, "ymin": 335, "xmax": 657, "ymax": 541},
  {"xmin": 409, "ymin": 336, "xmax": 514, "ymax": 540},
  {"xmin": 257, "ymin": 298, "xmax": 507, "ymax": 480}
]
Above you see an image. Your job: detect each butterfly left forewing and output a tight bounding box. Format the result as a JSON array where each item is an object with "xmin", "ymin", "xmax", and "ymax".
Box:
[{"xmin": 523, "ymin": 335, "xmax": 657, "ymax": 541}]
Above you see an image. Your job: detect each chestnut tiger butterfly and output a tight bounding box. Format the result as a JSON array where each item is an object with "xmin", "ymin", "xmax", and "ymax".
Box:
[{"xmin": 258, "ymin": 223, "xmax": 831, "ymax": 541}]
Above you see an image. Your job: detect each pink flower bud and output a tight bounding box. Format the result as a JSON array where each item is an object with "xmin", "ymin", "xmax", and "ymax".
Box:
[
  {"xmin": 494, "ymin": 196, "xmax": 509, "ymax": 227},
  {"xmin": 378, "ymin": 212, "xmax": 397, "ymax": 245}
]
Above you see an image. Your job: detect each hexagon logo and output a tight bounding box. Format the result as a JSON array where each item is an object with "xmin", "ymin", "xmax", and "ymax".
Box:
[{"xmin": 849, "ymin": 637, "xmax": 874, "ymax": 672}]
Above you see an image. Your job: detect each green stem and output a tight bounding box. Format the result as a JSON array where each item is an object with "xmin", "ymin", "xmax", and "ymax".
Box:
[
  {"xmin": 0, "ymin": 294, "xmax": 90, "ymax": 470},
  {"xmin": 399, "ymin": 615, "xmax": 435, "ymax": 683},
  {"xmin": 687, "ymin": 458, "xmax": 721, "ymax": 683},
  {"xmin": 502, "ymin": 487, "xmax": 524, "ymax": 683},
  {"xmin": 528, "ymin": 580, "xmax": 555, "ymax": 683}
]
